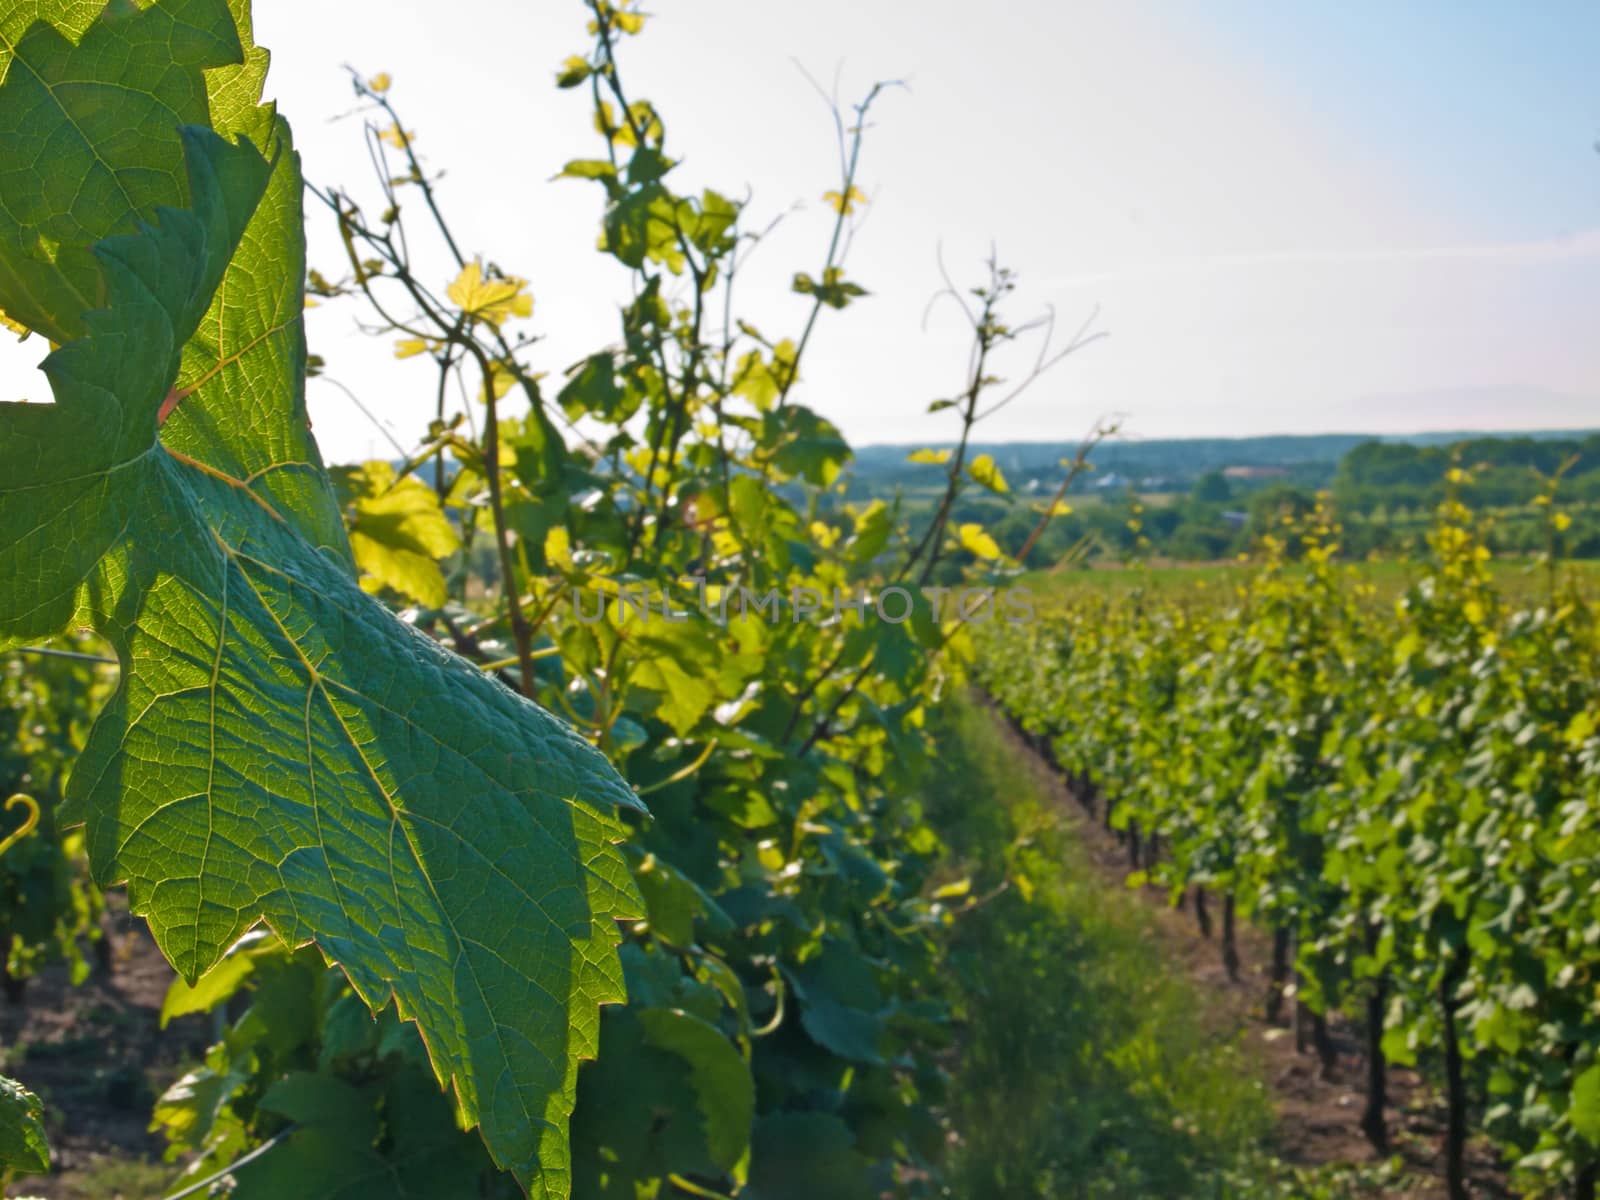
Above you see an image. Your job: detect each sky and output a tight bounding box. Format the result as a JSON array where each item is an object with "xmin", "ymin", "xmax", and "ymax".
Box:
[{"xmin": 4, "ymin": 0, "xmax": 1598, "ymax": 460}]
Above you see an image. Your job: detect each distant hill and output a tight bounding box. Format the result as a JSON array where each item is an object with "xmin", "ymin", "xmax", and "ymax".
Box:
[{"xmin": 846, "ymin": 428, "xmax": 1600, "ymax": 496}]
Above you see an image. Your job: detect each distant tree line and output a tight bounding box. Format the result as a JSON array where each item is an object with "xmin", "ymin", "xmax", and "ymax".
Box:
[{"xmin": 859, "ymin": 433, "xmax": 1600, "ymax": 572}]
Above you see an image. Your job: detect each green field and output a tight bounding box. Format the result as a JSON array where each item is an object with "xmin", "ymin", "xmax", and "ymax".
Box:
[{"xmin": 1023, "ymin": 555, "xmax": 1600, "ymax": 604}]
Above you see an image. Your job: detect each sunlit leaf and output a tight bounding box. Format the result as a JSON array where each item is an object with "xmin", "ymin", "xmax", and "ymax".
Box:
[
  {"xmin": 956, "ymin": 523, "xmax": 1001, "ymax": 560},
  {"xmin": 968, "ymin": 454, "xmax": 1009, "ymax": 494},
  {"xmin": 378, "ymin": 122, "xmax": 415, "ymax": 149},
  {"xmin": 333, "ymin": 461, "xmax": 462, "ymax": 608},
  {"xmin": 555, "ymin": 55, "xmax": 592, "ymax": 88},
  {"xmin": 447, "ymin": 260, "xmax": 534, "ymax": 327},
  {"xmin": 0, "ymin": 1076, "xmax": 49, "ymax": 1177},
  {"xmin": 822, "ymin": 186, "xmax": 866, "ymax": 216},
  {"xmin": 1573, "ymin": 1066, "xmax": 1600, "ymax": 1144}
]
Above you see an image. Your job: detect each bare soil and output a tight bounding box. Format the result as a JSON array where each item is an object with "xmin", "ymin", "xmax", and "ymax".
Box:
[{"xmin": 1, "ymin": 897, "xmax": 208, "ymax": 1198}]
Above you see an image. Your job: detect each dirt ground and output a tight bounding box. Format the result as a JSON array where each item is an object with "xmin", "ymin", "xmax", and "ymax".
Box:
[
  {"xmin": 985, "ymin": 695, "xmax": 1513, "ymax": 1199},
  {"xmin": 1, "ymin": 898, "xmax": 205, "ymax": 1199}
]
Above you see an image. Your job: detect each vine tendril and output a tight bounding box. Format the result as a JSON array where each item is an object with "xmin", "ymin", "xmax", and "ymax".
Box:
[{"xmin": 0, "ymin": 794, "xmax": 40, "ymax": 859}]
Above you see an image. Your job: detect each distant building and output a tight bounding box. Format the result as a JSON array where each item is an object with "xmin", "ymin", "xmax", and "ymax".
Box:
[
  {"xmin": 1093, "ymin": 472, "xmax": 1127, "ymax": 490},
  {"xmin": 1222, "ymin": 510, "xmax": 1249, "ymax": 529},
  {"xmin": 1222, "ymin": 465, "xmax": 1288, "ymax": 481}
]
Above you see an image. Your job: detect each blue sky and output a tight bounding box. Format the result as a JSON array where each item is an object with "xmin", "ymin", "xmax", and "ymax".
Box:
[
  {"xmin": 1186, "ymin": 1, "xmax": 1599, "ymax": 241},
  {"xmin": 3, "ymin": 1, "xmax": 1595, "ymax": 459}
]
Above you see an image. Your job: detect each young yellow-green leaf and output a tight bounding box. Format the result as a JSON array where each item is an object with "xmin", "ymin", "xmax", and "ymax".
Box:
[
  {"xmin": 956, "ymin": 523, "xmax": 1002, "ymax": 560},
  {"xmin": 732, "ymin": 339, "xmax": 797, "ymax": 412},
  {"xmin": 791, "ymin": 267, "xmax": 868, "ymax": 310},
  {"xmin": 0, "ymin": 1076, "xmax": 49, "ymax": 1178},
  {"xmin": 822, "ymin": 186, "xmax": 866, "ymax": 216},
  {"xmin": 968, "ymin": 453, "xmax": 1009, "ymax": 494},
  {"xmin": 0, "ymin": 23, "xmax": 642, "ymax": 1200},
  {"xmin": 1565, "ymin": 709, "xmax": 1596, "ymax": 749},
  {"xmin": 587, "ymin": 5, "xmax": 648, "ymax": 37},
  {"xmin": 906, "ymin": 448, "xmax": 951, "ymax": 465},
  {"xmin": 544, "ymin": 525, "xmax": 575, "ymax": 572},
  {"xmin": 557, "ymin": 159, "xmax": 618, "ymax": 182},
  {"xmin": 379, "ymin": 122, "xmax": 415, "ymax": 149},
  {"xmin": 554, "ymin": 55, "xmax": 592, "ymax": 88},
  {"xmin": 448, "ymin": 259, "xmax": 534, "ymax": 326},
  {"xmin": 1573, "ymin": 1065, "xmax": 1600, "ymax": 1145},
  {"xmin": 335, "ymin": 461, "xmax": 461, "ymax": 609},
  {"xmin": 847, "ymin": 501, "xmax": 891, "ymax": 564},
  {"xmin": 160, "ymin": 934, "xmax": 264, "ymax": 1026}
]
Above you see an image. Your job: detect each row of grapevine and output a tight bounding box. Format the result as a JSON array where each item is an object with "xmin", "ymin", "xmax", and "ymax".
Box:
[
  {"xmin": 978, "ymin": 493, "xmax": 1600, "ymax": 1198},
  {"xmin": 0, "ymin": 647, "xmax": 107, "ymax": 1003}
]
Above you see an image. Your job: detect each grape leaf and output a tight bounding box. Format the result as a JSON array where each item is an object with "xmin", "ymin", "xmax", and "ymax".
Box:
[
  {"xmin": 164, "ymin": 0, "xmax": 354, "ymax": 565},
  {"xmin": 571, "ymin": 1009, "xmax": 723, "ymax": 1197},
  {"xmin": 785, "ymin": 939, "xmax": 886, "ymax": 1066},
  {"xmin": 333, "ymin": 462, "xmax": 461, "ymax": 608},
  {"xmin": 0, "ymin": 0, "xmax": 244, "ymax": 344},
  {"xmin": 227, "ymin": 1065, "xmax": 499, "ymax": 1198},
  {"xmin": 1574, "ymin": 1065, "xmax": 1600, "ymax": 1145},
  {"xmin": 638, "ymin": 1007, "xmax": 753, "ymax": 1177},
  {"xmin": 0, "ymin": 6, "xmax": 645, "ymax": 1195},
  {"xmin": 0, "ymin": 1075, "xmax": 49, "ymax": 1178},
  {"xmin": 746, "ymin": 1112, "xmax": 873, "ymax": 1200},
  {"xmin": 967, "ymin": 452, "xmax": 1009, "ymax": 495},
  {"xmin": 447, "ymin": 259, "xmax": 534, "ymax": 328}
]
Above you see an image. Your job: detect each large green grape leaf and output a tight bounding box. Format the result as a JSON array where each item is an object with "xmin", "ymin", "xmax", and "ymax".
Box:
[
  {"xmin": 0, "ymin": 7, "xmax": 646, "ymax": 1196},
  {"xmin": 163, "ymin": 0, "xmax": 353, "ymax": 563},
  {"xmin": 0, "ymin": 0, "xmax": 244, "ymax": 343},
  {"xmin": 0, "ymin": 1075, "xmax": 49, "ymax": 1178}
]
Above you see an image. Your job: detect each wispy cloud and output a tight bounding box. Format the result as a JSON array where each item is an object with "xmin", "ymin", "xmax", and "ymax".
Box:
[{"xmin": 1043, "ymin": 230, "xmax": 1600, "ymax": 291}]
